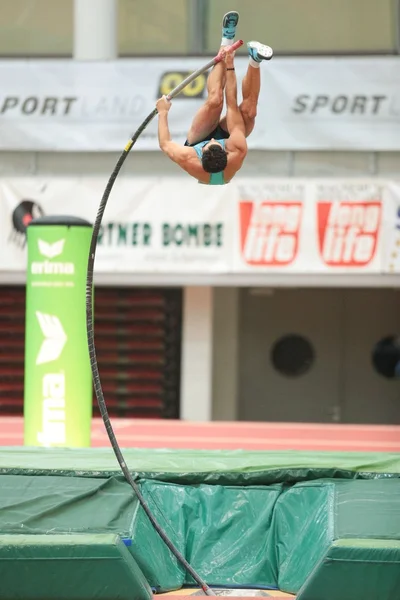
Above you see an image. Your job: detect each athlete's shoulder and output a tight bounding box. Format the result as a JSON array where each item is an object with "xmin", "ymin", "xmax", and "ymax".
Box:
[
  {"xmin": 182, "ymin": 155, "xmax": 208, "ymax": 181},
  {"xmin": 225, "ymin": 131, "xmax": 247, "ymax": 155},
  {"xmin": 161, "ymin": 141, "xmax": 195, "ymax": 164},
  {"xmin": 224, "ymin": 146, "xmax": 246, "ymax": 180}
]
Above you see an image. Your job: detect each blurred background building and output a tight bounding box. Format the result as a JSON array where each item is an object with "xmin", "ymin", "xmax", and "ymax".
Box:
[{"xmin": 0, "ymin": 0, "xmax": 399, "ymax": 428}]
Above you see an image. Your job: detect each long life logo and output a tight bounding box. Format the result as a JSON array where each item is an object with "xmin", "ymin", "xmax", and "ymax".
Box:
[
  {"xmin": 239, "ymin": 201, "xmax": 303, "ymax": 265},
  {"xmin": 317, "ymin": 201, "xmax": 381, "ymax": 266}
]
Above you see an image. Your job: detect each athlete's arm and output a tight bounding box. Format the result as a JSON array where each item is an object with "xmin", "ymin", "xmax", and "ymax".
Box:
[
  {"xmin": 157, "ymin": 96, "xmax": 181, "ymax": 157},
  {"xmin": 156, "ymin": 97, "xmax": 204, "ymax": 179},
  {"xmin": 156, "ymin": 96, "xmax": 200, "ymax": 173}
]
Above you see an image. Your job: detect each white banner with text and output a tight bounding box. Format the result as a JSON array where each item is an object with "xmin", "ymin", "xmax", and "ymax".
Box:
[
  {"xmin": 0, "ymin": 177, "xmax": 399, "ymax": 276},
  {"xmin": 0, "ymin": 57, "xmax": 400, "ymax": 150}
]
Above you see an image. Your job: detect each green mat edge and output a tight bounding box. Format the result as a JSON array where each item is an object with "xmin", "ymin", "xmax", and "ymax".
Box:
[
  {"xmin": 0, "ymin": 447, "xmax": 399, "ymax": 484},
  {"xmin": 0, "ymin": 533, "xmax": 153, "ymax": 600},
  {"xmin": 296, "ymin": 537, "xmax": 400, "ymax": 600}
]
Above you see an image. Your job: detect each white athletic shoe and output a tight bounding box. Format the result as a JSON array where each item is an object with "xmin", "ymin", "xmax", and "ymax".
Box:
[
  {"xmin": 222, "ymin": 11, "xmax": 239, "ymax": 40},
  {"xmin": 247, "ymin": 41, "xmax": 273, "ymax": 62}
]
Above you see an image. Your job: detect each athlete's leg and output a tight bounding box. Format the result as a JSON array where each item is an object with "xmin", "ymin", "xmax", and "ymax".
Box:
[
  {"xmin": 239, "ymin": 64, "xmax": 260, "ymax": 137},
  {"xmin": 186, "ymin": 12, "xmax": 239, "ymax": 145},
  {"xmin": 239, "ymin": 41, "xmax": 273, "ymax": 137},
  {"xmin": 186, "ymin": 53, "xmax": 227, "ymax": 145}
]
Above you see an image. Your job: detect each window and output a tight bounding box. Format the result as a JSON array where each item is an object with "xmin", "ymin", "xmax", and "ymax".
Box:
[
  {"xmin": 118, "ymin": 0, "xmax": 189, "ymax": 55},
  {"xmin": 205, "ymin": 0, "xmax": 398, "ymax": 54},
  {"xmin": 372, "ymin": 335, "xmax": 400, "ymax": 379},
  {"xmin": 0, "ymin": 0, "xmax": 73, "ymax": 56},
  {"xmin": 0, "ymin": 0, "xmax": 396, "ymax": 58},
  {"xmin": 0, "ymin": 0, "xmax": 189, "ymax": 57},
  {"xmin": 271, "ymin": 334, "xmax": 315, "ymax": 377}
]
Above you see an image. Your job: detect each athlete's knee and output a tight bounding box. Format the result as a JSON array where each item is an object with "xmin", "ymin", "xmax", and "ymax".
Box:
[
  {"xmin": 207, "ymin": 88, "xmax": 224, "ymax": 111},
  {"xmin": 240, "ymin": 100, "xmax": 257, "ymax": 121}
]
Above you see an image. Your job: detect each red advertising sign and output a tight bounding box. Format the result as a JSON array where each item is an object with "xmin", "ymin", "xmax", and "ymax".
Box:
[
  {"xmin": 317, "ymin": 201, "xmax": 381, "ymax": 266},
  {"xmin": 239, "ymin": 202, "xmax": 303, "ymax": 266}
]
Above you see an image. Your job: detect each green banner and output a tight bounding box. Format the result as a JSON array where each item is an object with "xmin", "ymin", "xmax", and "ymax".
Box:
[{"xmin": 24, "ymin": 217, "xmax": 92, "ymax": 447}]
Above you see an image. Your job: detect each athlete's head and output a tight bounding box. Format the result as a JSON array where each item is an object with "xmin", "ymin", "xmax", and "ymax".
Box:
[{"xmin": 201, "ymin": 141, "xmax": 227, "ymax": 173}]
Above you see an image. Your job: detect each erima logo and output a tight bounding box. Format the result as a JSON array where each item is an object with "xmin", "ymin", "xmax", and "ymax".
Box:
[
  {"xmin": 37, "ymin": 373, "xmax": 66, "ymax": 446},
  {"xmin": 36, "ymin": 312, "xmax": 67, "ymax": 365},
  {"xmin": 38, "ymin": 239, "xmax": 65, "ymax": 259},
  {"xmin": 31, "ymin": 239, "xmax": 75, "ymax": 275}
]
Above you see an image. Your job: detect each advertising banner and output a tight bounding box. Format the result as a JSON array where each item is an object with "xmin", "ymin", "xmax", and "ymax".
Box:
[
  {"xmin": 0, "ymin": 176, "xmax": 399, "ymax": 277},
  {"xmin": 24, "ymin": 218, "xmax": 92, "ymax": 447},
  {"xmin": 0, "ymin": 177, "xmax": 233, "ymax": 274},
  {"xmin": 233, "ymin": 180, "xmax": 385, "ymax": 273},
  {"xmin": 0, "ymin": 57, "xmax": 400, "ymax": 151},
  {"xmin": 382, "ymin": 182, "xmax": 400, "ymax": 274}
]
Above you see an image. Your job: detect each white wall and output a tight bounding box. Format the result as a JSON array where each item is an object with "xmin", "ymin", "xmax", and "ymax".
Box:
[
  {"xmin": 3, "ymin": 150, "xmax": 400, "ymax": 178},
  {"xmin": 180, "ymin": 286, "xmax": 213, "ymax": 421},
  {"xmin": 212, "ymin": 287, "xmax": 239, "ymax": 421}
]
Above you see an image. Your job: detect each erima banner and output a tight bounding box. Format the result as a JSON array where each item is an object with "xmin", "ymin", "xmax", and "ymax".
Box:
[
  {"xmin": 24, "ymin": 219, "xmax": 92, "ymax": 447},
  {"xmin": 0, "ymin": 57, "xmax": 400, "ymax": 150},
  {"xmin": 0, "ymin": 177, "xmax": 399, "ymax": 275}
]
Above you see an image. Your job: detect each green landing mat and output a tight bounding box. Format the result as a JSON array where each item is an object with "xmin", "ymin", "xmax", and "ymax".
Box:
[
  {"xmin": 296, "ymin": 539, "xmax": 400, "ymax": 600},
  {"xmin": 0, "ymin": 533, "xmax": 152, "ymax": 600},
  {"xmin": 274, "ymin": 478, "xmax": 400, "ymax": 594},
  {"xmin": 0, "ymin": 448, "xmax": 400, "ymax": 599},
  {"xmin": 0, "ymin": 447, "xmax": 399, "ymax": 484}
]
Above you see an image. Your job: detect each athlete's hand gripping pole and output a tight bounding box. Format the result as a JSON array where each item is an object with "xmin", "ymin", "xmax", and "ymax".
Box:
[
  {"xmin": 165, "ymin": 39, "xmax": 243, "ymax": 101},
  {"xmin": 86, "ymin": 39, "xmax": 243, "ymax": 598}
]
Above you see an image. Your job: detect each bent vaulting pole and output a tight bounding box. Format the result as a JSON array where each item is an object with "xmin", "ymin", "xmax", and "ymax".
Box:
[{"xmin": 85, "ymin": 39, "xmax": 244, "ymax": 596}]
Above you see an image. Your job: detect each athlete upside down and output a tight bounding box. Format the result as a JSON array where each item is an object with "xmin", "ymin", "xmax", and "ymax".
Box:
[{"xmin": 156, "ymin": 11, "xmax": 273, "ymax": 186}]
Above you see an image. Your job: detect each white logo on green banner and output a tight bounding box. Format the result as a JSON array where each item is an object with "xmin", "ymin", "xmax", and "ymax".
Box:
[
  {"xmin": 37, "ymin": 372, "xmax": 66, "ymax": 446},
  {"xmin": 31, "ymin": 238, "xmax": 75, "ymax": 276},
  {"xmin": 35, "ymin": 311, "xmax": 67, "ymax": 365},
  {"xmin": 38, "ymin": 238, "xmax": 65, "ymax": 258},
  {"xmin": 24, "ymin": 221, "xmax": 93, "ymax": 448}
]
